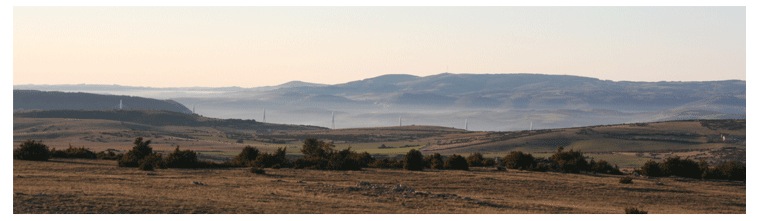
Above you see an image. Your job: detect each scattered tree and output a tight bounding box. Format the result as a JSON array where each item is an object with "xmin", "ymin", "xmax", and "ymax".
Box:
[
  {"xmin": 466, "ymin": 152, "xmax": 485, "ymax": 167},
  {"xmin": 403, "ymin": 149, "xmax": 425, "ymax": 171},
  {"xmin": 502, "ymin": 151, "xmax": 535, "ymax": 170},
  {"xmin": 118, "ymin": 137, "xmax": 155, "ymax": 167},
  {"xmin": 165, "ymin": 147, "xmax": 199, "ymax": 168},
  {"xmin": 444, "ymin": 154, "xmax": 469, "ymax": 170},
  {"xmin": 233, "ymin": 146, "xmax": 260, "ymax": 166}
]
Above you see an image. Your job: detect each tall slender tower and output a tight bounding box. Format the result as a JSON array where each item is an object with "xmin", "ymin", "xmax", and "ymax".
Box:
[
  {"xmin": 399, "ymin": 116, "xmax": 402, "ymax": 127},
  {"xmin": 263, "ymin": 109, "xmax": 266, "ymax": 123},
  {"xmin": 530, "ymin": 121, "xmax": 533, "ymax": 131},
  {"xmin": 119, "ymin": 99, "xmax": 123, "ymax": 110},
  {"xmin": 331, "ymin": 111, "xmax": 335, "ymax": 129},
  {"xmin": 465, "ymin": 118, "xmax": 468, "ymax": 130}
]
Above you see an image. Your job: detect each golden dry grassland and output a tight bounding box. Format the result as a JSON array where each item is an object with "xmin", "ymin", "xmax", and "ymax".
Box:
[{"xmin": 13, "ymin": 159, "xmax": 745, "ymax": 214}]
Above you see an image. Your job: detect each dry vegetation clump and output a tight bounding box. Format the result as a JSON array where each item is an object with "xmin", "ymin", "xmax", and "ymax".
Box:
[
  {"xmin": 503, "ymin": 151, "xmax": 536, "ymax": 170},
  {"xmin": 444, "ymin": 155, "xmax": 469, "ymax": 170},
  {"xmin": 636, "ymin": 157, "xmax": 745, "ymax": 181},
  {"xmin": 293, "ymin": 138, "xmax": 368, "ymax": 170},
  {"xmin": 13, "ymin": 140, "xmax": 50, "ymax": 161},
  {"xmin": 466, "ymin": 152, "xmax": 485, "ymax": 167},
  {"xmin": 368, "ymin": 158, "xmax": 404, "ymax": 169},
  {"xmin": 424, "ymin": 153, "xmax": 445, "ymax": 169},
  {"xmin": 232, "ymin": 145, "xmax": 259, "ymax": 166},
  {"xmin": 118, "ymin": 137, "xmax": 155, "ymax": 168},
  {"xmin": 50, "ymin": 145, "xmax": 96, "ymax": 159},
  {"xmin": 403, "ymin": 149, "xmax": 425, "ymax": 171},
  {"xmin": 164, "ymin": 147, "xmax": 199, "ymax": 168}
]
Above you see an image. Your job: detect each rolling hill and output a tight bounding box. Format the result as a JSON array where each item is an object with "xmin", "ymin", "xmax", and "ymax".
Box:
[
  {"xmin": 14, "ymin": 73, "xmax": 746, "ymax": 131},
  {"xmin": 14, "ymin": 90, "xmax": 193, "ymax": 114}
]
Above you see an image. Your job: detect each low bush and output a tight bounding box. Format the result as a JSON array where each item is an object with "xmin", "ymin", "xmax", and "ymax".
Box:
[
  {"xmin": 325, "ymin": 148, "xmax": 363, "ymax": 171},
  {"xmin": 233, "ymin": 146, "xmax": 260, "ymax": 166},
  {"xmin": 96, "ymin": 149, "xmax": 121, "ymax": 160},
  {"xmin": 13, "ymin": 140, "xmax": 50, "ymax": 161},
  {"xmin": 368, "ymin": 158, "xmax": 404, "ymax": 169},
  {"xmin": 444, "ymin": 154, "xmax": 469, "ymax": 170},
  {"xmin": 466, "ymin": 152, "xmax": 485, "ymax": 167},
  {"xmin": 702, "ymin": 160, "xmax": 746, "ymax": 181},
  {"xmin": 424, "ymin": 153, "xmax": 445, "ymax": 169},
  {"xmin": 355, "ymin": 151, "xmax": 375, "ymax": 167},
  {"xmin": 660, "ymin": 157, "xmax": 701, "ymax": 179},
  {"xmin": 295, "ymin": 139, "xmax": 366, "ymax": 171},
  {"xmin": 639, "ymin": 160, "xmax": 663, "ymax": 177},
  {"xmin": 482, "ymin": 158, "xmax": 496, "ymax": 167},
  {"xmin": 254, "ymin": 147, "xmax": 289, "ymax": 168},
  {"xmin": 118, "ymin": 137, "xmax": 155, "ymax": 168},
  {"xmin": 549, "ymin": 148, "xmax": 588, "ymax": 173},
  {"xmin": 403, "ymin": 149, "xmax": 425, "ymax": 171},
  {"xmin": 164, "ymin": 147, "xmax": 199, "ymax": 168},
  {"xmin": 50, "ymin": 145, "xmax": 97, "ymax": 159},
  {"xmin": 503, "ymin": 151, "xmax": 535, "ymax": 170},
  {"xmin": 589, "ymin": 159, "xmax": 622, "ymax": 175},
  {"xmin": 138, "ymin": 153, "xmax": 164, "ymax": 171}
]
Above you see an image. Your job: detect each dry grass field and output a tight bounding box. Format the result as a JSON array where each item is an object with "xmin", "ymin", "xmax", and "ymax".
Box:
[
  {"xmin": 13, "ymin": 116, "xmax": 745, "ymax": 170},
  {"xmin": 13, "ymin": 159, "xmax": 745, "ymax": 214}
]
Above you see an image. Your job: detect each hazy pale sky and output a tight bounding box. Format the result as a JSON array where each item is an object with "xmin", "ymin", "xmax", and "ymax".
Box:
[{"xmin": 13, "ymin": 7, "xmax": 746, "ymax": 87}]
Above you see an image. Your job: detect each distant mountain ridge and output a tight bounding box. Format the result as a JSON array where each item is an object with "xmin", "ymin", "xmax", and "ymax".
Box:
[
  {"xmin": 13, "ymin": 73, "xmax": 746, "ymax": 131},
  {"xmin": 14, "ymin": 90, "xmax": 192, "ymax": 114}
]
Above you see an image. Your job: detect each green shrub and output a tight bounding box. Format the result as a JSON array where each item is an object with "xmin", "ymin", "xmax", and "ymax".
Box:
[
  {"xmin": 532, "ymin": 157, "xmax": 556, "ymax": 172},
  {"xmin": 164, "ymin": 147, "xmax": 198, "ymax": 168},
  {"xmin": 50, "ymin": 145, "xmax": 97, "ymax": 159},
  {"xmin": 14, "ymin": 140, "xmax": 50, "ymax": 161},
  {"xmin": 368, "ymin": 158, "xmax": 404, "ymax": 169},
  {"xmin": 138, "ymin": 153, "xmax": 164, "ymax": 171},
  {"xmin": 355, "ymin": 152, "xmax": 375, "ymax": 167},
  {"xmin": 118, "ymin": 137, "xmax": 155, "ymax": 167},
  {"xmin": 549, "ymin": 148, "xmax": 588, "ymax": 173},
  {"xmin": 96, "ymin": 149, "xmax": 121, "ymax": 160},
  {"xmin": 255, "ymin": 147, "xmax": 290, "ymax": 168},
  {"xmin": 660, "ymin": 157, "xmax": 701, "ymax": 179},
  {"xmin": 444, "ymin": 154, "xmax": 469, "ymax": 170},
  {"xmin": 403, "ymin": 149, "xmax": 425, "ymax": 171},
  {"xmin": 482, "ymin": 158, "xmax": 496, "ymax": 167},
  {"xmin": 424, "ymin": 153, "xmax": 445, "ymax": 169},
  {"xmin": 326, "ymin": 148, "xmax": 363, "ymax": 171},
  {"xmin": 702, "ymin": 160, "xmax": 746, "ymax": 181},
  {"xmin": 589, "ymin": 159, "xmax": 622, "ymax": 175},
  {"xmin": 466, "ymin": 152, "xmax": 485, "ymax": 167},
  {"xmin": 233, "ymin": 146, "xmax": 260, "ymax": 166},
  {"xmin": 624, "ymin": 207, "xmax": 647, "ymax": 214},
  {"xmin": 294, "ymin": 139, "xmax": 365, "ymax": 171},
  {"xmin": 301, "ymin": 138, "xmax": 333, "ymax": 160},
  {"xmin": 503, "ymin": 151, "xmax": 536, "ymax": 170},
  {"xmin": 639, "ymin": 160, "xmax": 663, "ymax": 177}
]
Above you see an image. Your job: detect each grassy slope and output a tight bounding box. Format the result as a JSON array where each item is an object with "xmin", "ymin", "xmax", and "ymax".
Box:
[{"xmin": 13, "ymin": 116, "xmax": 745, "ymax": 168}]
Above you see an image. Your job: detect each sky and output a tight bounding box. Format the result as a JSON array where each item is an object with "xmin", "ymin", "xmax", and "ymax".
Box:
[{"xmin": 13, "ymin": 6, "xmax": 746, "ymax": 87}]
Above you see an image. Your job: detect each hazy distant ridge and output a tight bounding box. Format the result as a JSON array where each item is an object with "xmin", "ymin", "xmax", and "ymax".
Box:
[
  {"xmin": 12, "ymin": 73, "xmax": 746, "ymax": 131},
  {"xmin": 14, "ymin": 90, "xmax": 192, "ymax": 114}
]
